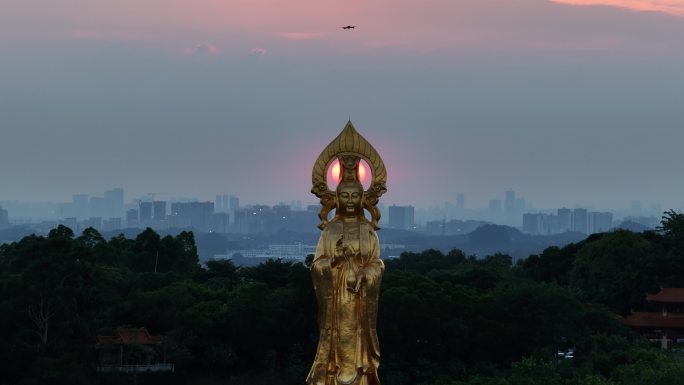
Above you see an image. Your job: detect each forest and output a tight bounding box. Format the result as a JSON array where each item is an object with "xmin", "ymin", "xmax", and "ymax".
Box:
[{"xmin": 2, "ymin": 210, "xmax": 684, "ymax": 385}]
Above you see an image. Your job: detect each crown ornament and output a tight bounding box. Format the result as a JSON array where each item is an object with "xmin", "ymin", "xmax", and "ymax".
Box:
[{"xmin": 311, "ymin": 121, "xmax": 387, "ymax": 230}]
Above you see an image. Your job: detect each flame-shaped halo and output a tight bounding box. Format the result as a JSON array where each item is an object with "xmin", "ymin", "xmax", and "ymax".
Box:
[{"xmin": 311, "ymin": 121, "xmax": 387, "ymax": 230}]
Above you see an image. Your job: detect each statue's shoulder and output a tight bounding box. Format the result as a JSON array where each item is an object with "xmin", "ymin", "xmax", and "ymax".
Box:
[
  {"xmin": 359, "ymin": 220, "xmax": 379, "ymax": 237},
  {"xmin": 324, "ymin": 220, "xmax": 344, "ymax": 232}
]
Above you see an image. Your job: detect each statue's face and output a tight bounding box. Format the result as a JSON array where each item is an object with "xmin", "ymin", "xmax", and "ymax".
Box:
[{"xmin": 337, "ymin": 183, "xmax": 363, "ymax": 216}]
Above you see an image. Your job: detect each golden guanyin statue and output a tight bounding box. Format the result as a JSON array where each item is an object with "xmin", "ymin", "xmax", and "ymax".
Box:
[{"xmin": 308, "ymin": 121, "xmax": 388, "ymax": 385}]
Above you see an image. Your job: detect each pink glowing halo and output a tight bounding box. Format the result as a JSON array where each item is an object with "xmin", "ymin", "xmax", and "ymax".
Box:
[{"xmin": 327, "ymin": 159, "xmax": 372, "ymax": 190}]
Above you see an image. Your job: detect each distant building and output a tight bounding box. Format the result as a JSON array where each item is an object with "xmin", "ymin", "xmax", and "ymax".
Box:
[
  {"xmin": 572, "ymin": 208, "xmax": 588, "ymax": 234},
  {"xmin": 523, "ymin": 208, "xmax": 612, "ymax": 235},
  {"xmin": 60, "ymin": 217, "xmax": 78, "ymax": 232},
  {"xmin": 90, "ymin": 196, "xmax": 105, "ymax": 218},
  {"xmin": 222, "ymin": 195, "xmax": 229, "ymax": 212},
  {"xmin": 505, "ymin": 190, "xmax": 515, "ymax": 217},
  {"xmin": 588, "ymin": 212, "xmax": 612, "ymax": 234},
  {"xmin": 72, "ymin": 194, "xmax": 89, "ymax": 219},
  {"xmin": 153, "ymin": 201, "xmax": 166, "ymax": 222},
  {"xmin": 557, "ymin": 208, "xmax": 572, "ymax": 233},
  {"xmin": 388, "ymin": 205, "xmax": 414, "ymax": 230},
  {"xmin": 87, "ymin": 217, "xmax": 102, "ymax": 231},
  {"xmin": 216, "ymin": 195, "xmax": 223, "ymax": 212},
  {"xmin": 126, "ymin": 209, "xmax": 138, "ymax": 225},
  {"xmin": 215, "ymin": 194, "xmax": 231, "ymax": 213},
  {"xmin": 523, "ymin": 213, "xmax": 544, "ymax": 235},
  {"xmin": 96, "ymin": 327, "xmax": 173, "ymax": 373},
  {"xmin": 103, "ymin": 217, "xmax": 122, "ymax": 232},
  {"xmin": 103, "ymin": 188, "xmax": 124, "ymax": 218},
  {"xmin": 139, "ymin": 202, "xmax": 153, "ymax": 222},
  {"xmin": 0, "ymin": 206, "xmax": 8, "ymax": 225},
  {"xmin": 229, "ymin": 195, "xmax": 239, "ymax": 222},
  {"xmin": 456, "ymin": 194, "xmax": 465, "ymax": 210},
  {"xmin": 211, "ymin": 213, "xmax": 230, "ymax": 233},
  {"xmin": 170, "ymin": 201, "xmax": 214, "ymax": 231}
]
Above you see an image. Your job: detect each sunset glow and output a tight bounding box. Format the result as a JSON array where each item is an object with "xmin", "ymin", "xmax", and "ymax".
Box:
[
  {"xmin": 359, "ymin": 162, "xmax": 367, "ymax": 183},
  {"xmin": 328, "ymin": 159, "xmax": 368, "ymax": 189},
  {"xmin": 331, "ymin": 160, "xmax": 340, "ymax": 183},
  {"xmin": 551, "ymin": 0, "xmax": 684, "ymax": 16}
]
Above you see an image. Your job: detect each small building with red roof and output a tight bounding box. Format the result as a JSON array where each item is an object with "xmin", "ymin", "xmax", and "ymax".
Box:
[
  {"xmin": 96, "ymin": 327, "xmax": 173, "ymax": 373},
  {"xmin": 623, "ymin": 288, "xmax": 684, "ymax": 349}
]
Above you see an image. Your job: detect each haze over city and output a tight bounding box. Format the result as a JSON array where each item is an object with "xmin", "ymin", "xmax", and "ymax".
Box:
[{"xmin": 2, "ymin": 0, "xmax": 684, "ymax": 209}]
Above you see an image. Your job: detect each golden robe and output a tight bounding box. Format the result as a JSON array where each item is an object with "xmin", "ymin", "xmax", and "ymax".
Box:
[{"xmin": 307, "ymin": 218, "xmax": 384, "ymax": 385}]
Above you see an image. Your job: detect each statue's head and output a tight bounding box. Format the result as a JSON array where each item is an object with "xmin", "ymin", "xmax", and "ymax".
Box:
[
  {"xmin": 336, "ymin": 180, "xmax": 364, "ymax": 217},
  {"xmin": 311, "ymin": 121, "xmax": 387, "ymax": 229}
]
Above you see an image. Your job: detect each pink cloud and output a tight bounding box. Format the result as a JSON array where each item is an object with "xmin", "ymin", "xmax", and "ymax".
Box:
[
  {"xmin": 551, "ymin": 0, "xmax": 684, "ymax": 16},
  {"xmin": 251, "ymin": 47, "xmax": 266, "ymax": 56}
]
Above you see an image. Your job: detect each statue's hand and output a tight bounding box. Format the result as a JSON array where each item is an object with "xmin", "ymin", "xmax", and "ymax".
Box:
[
  {"xmin": 350, "ymin": 269, "xmax": 367, "ymax": 294},
  {"xmin": 332, "ymin": 237, "xmax": 345, "ymax": 268}
]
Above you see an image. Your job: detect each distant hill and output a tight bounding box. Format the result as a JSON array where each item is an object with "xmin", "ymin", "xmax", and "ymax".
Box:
[
  {"xmin": 379, "ymin": 224, "xmax": 587, "ymax": 261},
  {"xmin": 616, "ymin": 220, "xmax": 651, "ymax": 233}
]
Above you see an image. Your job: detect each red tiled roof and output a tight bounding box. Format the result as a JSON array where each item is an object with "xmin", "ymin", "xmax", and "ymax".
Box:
[
  {"xmin": 97, "ymin": 327, "xmax": 162, "ymax": 346},
  {"xmin": 623, "ymin": 312, "xmax": 684, "ymax": 328},
  {"xmin": 646, "ymin": 288, "xmax": 684, "ymax": 303}
]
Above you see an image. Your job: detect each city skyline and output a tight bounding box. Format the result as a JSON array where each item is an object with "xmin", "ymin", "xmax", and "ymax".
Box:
[
  {"xmin": 0, "ymin": 185, "xmax": 669, "ymax": 229},
  {"xmin": 0, "ymin": 185, "xmax": 676, "ymax": 213},
  {"xmin": 2, "ymin": 1, "xmax": 684, "ymax": 208}
]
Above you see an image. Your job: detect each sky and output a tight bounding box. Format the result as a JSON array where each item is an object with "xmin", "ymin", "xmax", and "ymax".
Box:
[{"xmin": 1, "ymin": 0, "xmax": 684, "ymax": 210}]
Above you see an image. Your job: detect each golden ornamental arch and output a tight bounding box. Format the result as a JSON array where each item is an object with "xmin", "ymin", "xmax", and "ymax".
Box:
[{"xmin": 311, "ymin": 120, "xmax": 387, "ymax": 230}]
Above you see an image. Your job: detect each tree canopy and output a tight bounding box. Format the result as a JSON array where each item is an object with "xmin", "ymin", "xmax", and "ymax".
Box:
[{"xmin": 0, "ymin": 224, "xmax": 682, "ymax": 385}]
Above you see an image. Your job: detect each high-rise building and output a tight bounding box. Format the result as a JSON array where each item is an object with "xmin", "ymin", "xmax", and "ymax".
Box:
[
  {"xmin": 170, "ymin": 201, "xmax": 214, "ymax": 231},
  {"xmin": 588, "ymin": 212, "xmax": 613, "ymax": 234},
  {"xmin": 139, "ymin": 202, "xmax": 153, "ymax": 222},
  {"xmin": 388, "ymin": 205, "xmax": 415, "ymax": 230},
  {"xmin": 103, "ymin": 217, "xmax": 122, "ymax": 232},
  {"xmin": 216, "ymin": 195, "xmax": 223, "ymax": 212},
  {"xmin": 60, "ymin": 217, "xmax": 78, "ymax": 232},
  {"xmin": 557, "ymin": 208, "xmax": 572, "ymax": 233},
  {"xmin": 153, "ymin": 201, "xmax": 167, "ymax": 221},
  {"xmin": 87, "ymin": 217, "xmax": 102, "ymax": 231},
  {"xmin": 222, "ymin": 195, "xmax": 230, "ymax": 213},
  {"xmin": 523, "ymin": 213, "xmax": 544, "ymax": 234},
  {"xmin": 89, "ymin": 196, "xmax": 105, "ymax": 218},
  {"xmin": 72, "ymin": 194, "xmax": 89, "ymax": 219},
  {"xmin": 572, "ymin": 208, "xmax": 588, "ymax": 234},
  {"xmin": 211, "ymin": 213, "xmax": 230, "ymax": 233},
  {"xmin": 0, "ymin": 206, "xmax": 9, "ymax": 225},
  {"xmin": 229, "ymin": 195, "xmax": 239, "ymax": 223},
  {"xmin": 126, "ymin": 209, "xmax": 139, "ymax": 224},
  {"xmin": 505, "ymin": 190, "xmax": 516, "ymax": 215},
  {"xmin": 104, "ymin": 188, "xmax": 124, "ymax": 218},
  {"xmin": 456, "ymin": 194, "xmax": 465, "ymax": 210}
]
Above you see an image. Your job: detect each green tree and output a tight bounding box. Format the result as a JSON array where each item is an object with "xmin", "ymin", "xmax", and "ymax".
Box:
[{"xmin": 570, "ymin": 230, "xmax": 657, "ymax": 314}]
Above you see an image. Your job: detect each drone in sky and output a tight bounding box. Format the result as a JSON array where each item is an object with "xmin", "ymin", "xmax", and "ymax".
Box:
[{"xmin": 342, "ymin": 25, "xmax": 356, "ymax": 30}]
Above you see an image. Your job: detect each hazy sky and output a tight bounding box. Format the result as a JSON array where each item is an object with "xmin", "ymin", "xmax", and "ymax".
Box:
[{"xmin": 1, "ymin": 0, "xmax": 684, "ymax": 209}]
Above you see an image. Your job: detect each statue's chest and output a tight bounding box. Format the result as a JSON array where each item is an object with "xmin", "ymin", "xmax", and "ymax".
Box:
[{"xmin": 342, "ymin": 222, "xmax": 360, "ymax": 241}]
